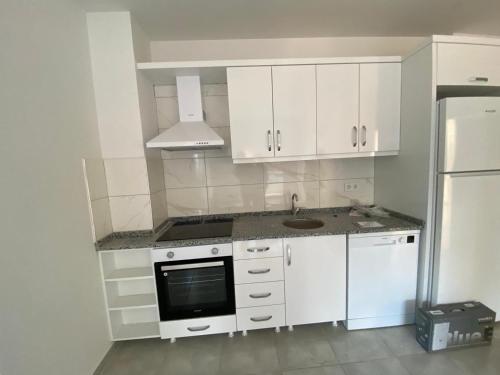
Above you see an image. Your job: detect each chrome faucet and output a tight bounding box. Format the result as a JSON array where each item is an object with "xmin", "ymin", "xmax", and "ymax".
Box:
[{"xmin": 291, "ymin": 193, "xmax": 300, "ymax": 216}]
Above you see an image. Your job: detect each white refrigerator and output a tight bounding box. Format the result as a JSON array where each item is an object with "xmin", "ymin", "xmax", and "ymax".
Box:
[{"xmin": 433, "ymin": 97, "xmax": 500, "ymax": 318}]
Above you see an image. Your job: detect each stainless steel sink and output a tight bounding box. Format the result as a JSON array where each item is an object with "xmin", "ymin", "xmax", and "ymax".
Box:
[{"xmin": 282, "ymin": 218, "xmax": 325, "ymax": 230}]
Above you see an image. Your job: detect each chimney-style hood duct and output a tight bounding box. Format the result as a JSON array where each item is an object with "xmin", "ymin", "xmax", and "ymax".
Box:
[{"xmin": 146, "ymin": 76, "xmax": 224, "ymax": 150}]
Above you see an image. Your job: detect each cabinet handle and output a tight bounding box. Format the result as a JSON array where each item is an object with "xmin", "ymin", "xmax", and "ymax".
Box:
[
  {"xmin": 248, "ymin": 268, "xmax": 271, "ymax": 274},
  {"xmin": 361, "ymin": 126, "xmax": 367, "ymax": 146},
  {"xmin": 249, "ymin": 292, "xmax": 272, "ymax": 299},
  {"xmin": 267, "ymin": 130, "xmax": 272, "ymax": 151},
  {"xmin": 373, "ymin": 240, "xmax": 397, "ymax": 246},
  {"xmin": 276, "ymin": 130, "xmax": 281, "ymax": 151},
  {"xmin": 469, "ymin": 76, "xmax": 489, "ymax": 82},
  {"xmin": 247, "ymin": 246, "xmax": 270, "ymax": 253},
  {"xmin": 250, "ymin": 315, "xmax": 273, "ymax": 322},
  {"xmin": 352, "ymin": 126, "xmax": 358, "ymax": 147},
  {"xmin": 286, "ymin": 244, "xmax": 291, "ymax": 266},
  {"xmin": 187, "ymin": 325, "xmax": 210, "ymax": 332}
]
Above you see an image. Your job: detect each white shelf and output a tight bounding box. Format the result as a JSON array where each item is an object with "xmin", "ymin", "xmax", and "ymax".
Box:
[
  {"xmin": 137, "ymin": 56, "xmax": 401, "ymax": 85},
  {"xmin": 108, "ymin": 293, "xmax": 157, "ymax": 310},
  {"xmin": 104, "ymin": 267, "xmax": 153, "ymax": 281},
  {"xmin": 112, "ymin": 321, "xmax": 160, "ymax": 341}
]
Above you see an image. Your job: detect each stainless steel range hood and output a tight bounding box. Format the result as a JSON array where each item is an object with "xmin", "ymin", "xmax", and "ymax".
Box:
[{"xmin": 146, "ymin": 76, "xmax": 224, "ymax": 150}]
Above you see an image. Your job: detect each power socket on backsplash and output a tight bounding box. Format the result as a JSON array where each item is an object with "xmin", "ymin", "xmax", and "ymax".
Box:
[{"xmin": 344, "ymin": 182, "xmax": 359, "ymax": 192}]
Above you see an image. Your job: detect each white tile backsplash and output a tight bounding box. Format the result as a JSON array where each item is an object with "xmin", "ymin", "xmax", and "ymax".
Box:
[
  {"xmin": 319, "ymin": 158, "xmax": 374, "ymax": 180},
  {"xmin": 104, "ymin": 158, "xmax": 150, "ymax": 196},
  {"xmin": 166, "ymin": 187, "xmax": 208, "ymax": 217},
  {"xmin": 109, "ymin": 195, "xmax": 153, "ymax": 231},
  {"xmin": 164, "ymin": 158, "xmax": 207, "ymax": 188},
  {"xmin": 203, "ymin": 95, "xmax": 230, "ymax": 127},
  {"xmin": 151, "ymin": 189, "xmax": 168, "ymax": 228},
  {"xmin": 156, "ymin": 97, "xmax": 179, "ymax": 129},
  {"xmin": 265, "ymin": 181, "xmax": 320, "ymax": 211},
  {"xmin": 84, "ymin": 159, "xmax": 108, "ymax": 201},
  {"xmin": 319, "ymin": 178, "xmax": 374, "ymax": 208},
  {"xmin": 208, "ymin": 184, "xmax": 264, "ymax": 214},
  {"xmin": 90, "ymin": 198, "xmax": 113, "ymax": 240},
  {"xmin": 264, "ymin": 160, "xmax": 319, "ymax": 183},
  {"xmin": 205, "ymin": 157, "xmax": 263, "ymax": 186}
]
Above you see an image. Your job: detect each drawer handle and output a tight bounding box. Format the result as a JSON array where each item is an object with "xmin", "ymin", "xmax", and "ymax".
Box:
[
  {"xmin": 249, "ymin": 292, "xmax": 272, "ymax": 299},
  {"xmin": 250, "ymin": 315, "xmax": 273, "ymax": 322},
  {"xmin": 248, "ymin": 268, "xmax": 271, "ymax": 274},
  {"xmin": 469, "ymin": 76, "xmax": 489, "ymax": 82},
  {"xmin": 246, "ymin": 246, "xmax": 270, "ymax": 253},
  {"xmin": 187, "ymin": 325, "xmax": 210, "ymax": 332}
]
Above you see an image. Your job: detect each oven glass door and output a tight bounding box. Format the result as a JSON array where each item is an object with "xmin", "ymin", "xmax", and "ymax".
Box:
[{"xmin": 155, "ymin": 256, "xmax": 235, "ymax": 321}]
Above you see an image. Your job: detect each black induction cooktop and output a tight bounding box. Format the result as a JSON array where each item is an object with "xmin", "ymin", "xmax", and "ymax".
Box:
[{"xmin": 156, "ymin": 218, "xmax": 233, "ymax": 242}]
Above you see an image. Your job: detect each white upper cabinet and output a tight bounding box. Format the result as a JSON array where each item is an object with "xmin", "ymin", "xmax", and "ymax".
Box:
[
  {"xmin": 226, "ymin": 60, "xmax": 401, "ymax": 162},
  {"xmin": 283, "ymin": 235, "xmax": 346, "ymax": 326},
  {"xmin": 272, "ymin": 65, "xmax": 317, "ymax": 157},
  {"xmin": 317, "ymin": 64, "xmax": 360, "ymax": 155},
  {"xmin": 437, "ymin": 44, "xmax": 500, "ymax": 86},
  {"xmin": 359, "ymin": 63, "xmax": 401, "ymax": 153},
  {"xmin": 227, "ymin": 66, "xmax": 274, "ymax": 159}
]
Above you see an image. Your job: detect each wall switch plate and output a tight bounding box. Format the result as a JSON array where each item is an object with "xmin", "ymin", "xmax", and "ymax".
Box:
[{"xmin": 344, "ymin": 182, "xmax": 360, "ymax": 192}]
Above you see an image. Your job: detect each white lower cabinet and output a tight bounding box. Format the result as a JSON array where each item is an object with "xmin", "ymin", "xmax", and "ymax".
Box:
[
  {"xmin": 236, "ymin": 305, "xmax": 286, "ymax": 331},
  {"xmin": 160, "ymin": 315, "xmax": 236, "ymax": 340},
  {"xmin": 283, "ymin": 235, "xmax": 347, "ymax": 326}
]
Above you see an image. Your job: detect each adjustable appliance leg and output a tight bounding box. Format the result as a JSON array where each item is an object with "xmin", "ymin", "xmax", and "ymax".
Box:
[
  {"xmin": 288, "ymin": 325, "xmax": 294, "ymax": 332},
  {"xmin": 242, "ymin": 330, "xmax": 248, "ymax": 336},
  {"xmin": 275, "ymin": 327, "xmax": 281, "ymax": 333},
  {"xmin": 170, "ymin": 338, "xmax": 176, "ymax": 344},
  {"xmin": 228, "ymin": 332, "xmax": 234, "ymax": 338},
  {"xmin": 332, "ymin": 321, "xmax": 338, "ymax": 327}
]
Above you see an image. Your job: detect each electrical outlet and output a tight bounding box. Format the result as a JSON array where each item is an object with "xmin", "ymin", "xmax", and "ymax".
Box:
[{"xmin": 344, "ymin": 182, "xmax": 360, "ymax": 192}]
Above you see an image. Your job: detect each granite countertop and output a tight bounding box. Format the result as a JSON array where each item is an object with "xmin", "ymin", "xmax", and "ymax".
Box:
[{"xmin": 95, "ymin": 207, "xmax": 423, "ymax": 251}]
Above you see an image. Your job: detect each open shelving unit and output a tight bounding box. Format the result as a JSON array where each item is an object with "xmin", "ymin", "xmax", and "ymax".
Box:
[
  {"xmin": 98, "ymin": 248, "xmax": 160, "ymax": 341},
  {"xmin": 136, "ymin": 56, "xmax": 401, "ymax": 85}
]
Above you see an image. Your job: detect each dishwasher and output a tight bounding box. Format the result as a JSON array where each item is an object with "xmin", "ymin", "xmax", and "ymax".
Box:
[{"xmin": 347, "ymin": 231, "xmax": 420, "ymax": 330}]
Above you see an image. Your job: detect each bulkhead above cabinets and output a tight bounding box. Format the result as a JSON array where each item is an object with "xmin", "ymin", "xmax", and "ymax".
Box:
[{"xmin": 227, "ymin": 61, "xmax": 401, "ymax": 164}]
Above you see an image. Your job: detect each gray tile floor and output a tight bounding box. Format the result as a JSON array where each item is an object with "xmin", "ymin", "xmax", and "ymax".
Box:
[{"xmin": 96, "ymin": 323, "xmax": 500, "ymax": 375}]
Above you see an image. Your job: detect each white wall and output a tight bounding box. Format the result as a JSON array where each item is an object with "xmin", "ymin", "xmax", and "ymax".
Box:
[
  {"xmin": 150, "ymin": 36, "xmax": 425, "ymax": 61},
  {"xmin": 0, "ymin": 1, "xmax": 110, "ymax": 374}
]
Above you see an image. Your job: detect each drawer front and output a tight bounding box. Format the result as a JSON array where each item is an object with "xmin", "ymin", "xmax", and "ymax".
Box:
[
  {"xmin": 237, "ymin": 305, "xmax": 285, "ymax": 331},
  {"xmin": 159, "ymin": 315, "xmax": 236, "ymax": 339},
  {"xmin": 235, "ymin": 281, "xmax": 285, "ymax": 308},
  {"xmin": 234, "ymin": 258, "xmax": 284, "ymax": 284},
  {"xmin": 437, "ymin": 44, "xmax": 500, "ymax": 86},
  {"xmin": 233, "ymin": 239, "xmax": 283, "ymax": 260}
]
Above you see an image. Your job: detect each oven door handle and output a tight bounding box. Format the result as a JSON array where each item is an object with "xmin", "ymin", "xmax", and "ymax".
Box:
[
  {"xmin": 187, "ymin": 325, "xmax": 211, "ymax": 332},
  {"xmin": 248, "ymin": 268, "xmax": 271, "ymax": 275},
  {"xmin": 160, "ymin": 261, "xmax": 224, "ymax": 271}
]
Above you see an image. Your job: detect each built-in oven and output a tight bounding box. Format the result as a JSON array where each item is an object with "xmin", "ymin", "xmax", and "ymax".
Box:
[{"xmin": 153, "ymin": 244, "xmax": 235, "ymax": 321}]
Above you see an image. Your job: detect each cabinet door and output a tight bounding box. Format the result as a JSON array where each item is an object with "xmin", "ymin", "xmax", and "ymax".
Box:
[
  {"xmin": 437, "ymin": 44, "xmax": 500, "ymax": 86},
  {"xmin": 283, "ymin": 235, "xmax": 346, "ymax": 326},
  {"xmin": 227, "ymin": 66, "xmax": 274, "ymax": 159},
  {"xmin": 359, "ymin": 63, "xmax": 401, "ymax": 152},
  {"xmin": 317, "ymin": 64, "xmax": 360, "ymax": 154},
  {"xmin": 272, "ymin": 65, "xmax": 317, "ymax": 157}
]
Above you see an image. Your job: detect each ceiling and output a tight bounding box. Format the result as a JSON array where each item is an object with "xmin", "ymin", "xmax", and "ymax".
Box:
[{"xmin": 82, "ymin": 0, "xmax": 500, "ymax": 41}]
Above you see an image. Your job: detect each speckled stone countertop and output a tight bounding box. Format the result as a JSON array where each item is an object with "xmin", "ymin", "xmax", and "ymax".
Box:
[{"xmin": 95, "ymin": 207, "xmax": 423, "ymax": 251}]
